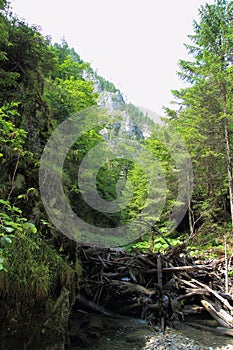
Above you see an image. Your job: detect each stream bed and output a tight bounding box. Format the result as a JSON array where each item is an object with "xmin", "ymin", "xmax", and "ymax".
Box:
[{"xmin": 72, "ymin": 315, "xmax": 233, "ymax": 350}]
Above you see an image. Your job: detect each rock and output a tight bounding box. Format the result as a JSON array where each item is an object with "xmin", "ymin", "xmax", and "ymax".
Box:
[
  {"xmin": 40, "ymin": 288, "xmax": 71, "ymax": 350},
  {"xmin": 98, "ymin": 91, "xmax": 124, "ymax": 111},
  {"xmin": 125, "ymin": 328, "xmax": 154, "ymax": 343},
  {"xmin": 83, "ymin": 68, "xmax": 154, "ymax": 139}
]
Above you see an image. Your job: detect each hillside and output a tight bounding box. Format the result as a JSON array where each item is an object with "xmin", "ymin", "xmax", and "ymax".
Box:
[{"xmin": 85, "ymin": 67, "xmax": 157, "ymax": 138}]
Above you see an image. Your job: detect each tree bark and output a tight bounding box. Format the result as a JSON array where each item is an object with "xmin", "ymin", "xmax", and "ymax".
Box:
[{"xmin": 224, "ymin": 116, "xmax": 233, "ymax": 229}]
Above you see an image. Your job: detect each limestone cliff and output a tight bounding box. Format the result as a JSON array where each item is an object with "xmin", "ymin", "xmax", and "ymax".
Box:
[{"xmin": 84, "ymin": 69, "xmax": 159, "ymax": 139}]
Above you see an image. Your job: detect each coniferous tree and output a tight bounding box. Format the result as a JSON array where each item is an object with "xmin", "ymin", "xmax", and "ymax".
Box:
[{"xmin": 166, "ymin": 0, "xmax": 233, "ymax": 236}]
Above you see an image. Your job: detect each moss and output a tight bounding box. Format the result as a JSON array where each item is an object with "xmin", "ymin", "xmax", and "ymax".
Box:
[{"xmin": 0, "ymin": 229, "xmax": 81, "ymax": 301}]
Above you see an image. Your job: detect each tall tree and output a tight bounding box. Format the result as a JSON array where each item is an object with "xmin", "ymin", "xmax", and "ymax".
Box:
[
  {"xmin": 166, "ymin": 0, "xmax": 233, "ymax": 235},
  {"xmin": 45, "ymin": 42, "xmax": 98, "ymax": 124}
]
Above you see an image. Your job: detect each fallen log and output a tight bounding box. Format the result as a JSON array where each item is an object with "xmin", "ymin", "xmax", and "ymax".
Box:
[
  {"xmin": 111, "ymin": 280, "xmax": 158, "ymax": 295},
  {"xmin": 186, "ymin": 322, "xmax": 233, "ymax": 337},
  {"xmin": 78, "ymin": 245, "xmax": 233, "ymax": 326},
  {"xmin": 182, "ymin": 305, "xmax": 203, "ymax": 315},
  {"xmin": 144, "ymin": 265, "xmax": 211, "ymax": 274},
  {"xmin": 137, "ymin": 255, "xmax": 157, "ymax": 268},
  {"xmin": 201, "ymin": 299, "xmax": 233, "ymax": 328},
  {"xmin": 176, "ymin": 289, "xmax": 209, "ymax": 300},
  {"xmin": 219, "ymin": 293, "xmax": 233, "ymax": 302},
  {"xmin": 76, "ymin": 294, "xmax": 123, "ymax": 319},
  {"xmin": 191, "ymin": 278, "xmax": 233, "ymax": 314}
]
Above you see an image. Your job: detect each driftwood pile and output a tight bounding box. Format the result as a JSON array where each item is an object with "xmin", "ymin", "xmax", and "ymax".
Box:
[{"xmin": 77, "ymin": 244, "xmax": 233, "ymax": 334}]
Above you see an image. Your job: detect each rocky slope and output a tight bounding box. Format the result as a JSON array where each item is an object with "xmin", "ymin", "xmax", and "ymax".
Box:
[{"xmin": 84, "ymin": 69, "xmax": 160, "ymax": 139}]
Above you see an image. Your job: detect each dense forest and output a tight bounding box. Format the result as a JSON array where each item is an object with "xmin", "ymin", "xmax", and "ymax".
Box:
[{"xmin": 0, "ymin": 0, "xmax": 233, "ymax": 349}]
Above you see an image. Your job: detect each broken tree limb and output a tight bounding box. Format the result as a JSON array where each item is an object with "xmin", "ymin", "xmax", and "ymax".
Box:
[
  {"xmin": 144, "ymin": 265, "xmax": 211, "ymax": 274},
  {"xmin": 219, "ymin": 293, "xmax": 233, "ymax": 302},
  {"xmin": 76, "ymin": 293, "xmax": 124, "ymax": 319},
  {"xmin": 176, "ymin": 289, "xmax": 210, "ymax": 300},
  {"xmin": 186, "ymin": 322, "xmax": 233, "ymax": 337},
  {"xmin": 178, "ymin": 278, "xmax": 201, "ymax": 289},
  {"xmin": 78, "ymin": 245, "xmax": 233, "ymax": 326},
  {"xmin": 157, "ymin": 255, "xmax": 165, "ymax": 333},
  {"xmin": 157, "ymin": 255, "xmax": 163, "ymax": 288},
  {"xmin": 182, "ymin": 305, "xmax": 203, "ymax": 315},
  {"xmin": 137, "ymin": 255, "xmax": 157, "ymax": 268},
  {"xmin": 201, "ymin": 299, "xmax": 233, "ymax": 328},
  {"xmin": 191, "ymin": 278, "xmax": 233, "ymax": 314},
  {"xmin": 111, "ymin": 280, "xmax": 156, "ymax": 295}
]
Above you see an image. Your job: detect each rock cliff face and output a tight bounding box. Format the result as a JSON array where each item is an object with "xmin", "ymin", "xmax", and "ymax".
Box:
[
  {"xmin": 98, "ymin": 90, "xmax": 124, "ymax": 112},
  {"xmin": 84, "ymin": 70, "xmax": 157, "ymax": 139}
]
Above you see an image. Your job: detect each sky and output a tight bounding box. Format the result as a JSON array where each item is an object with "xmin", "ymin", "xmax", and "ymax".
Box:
[{"xmin": 12, "ymin": 0, "xmax": 214, "ymax": 117}]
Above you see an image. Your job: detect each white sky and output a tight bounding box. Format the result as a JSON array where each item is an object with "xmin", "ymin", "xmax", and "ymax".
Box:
[{"xmin": 12, "ymin": 0, "xmax": 214, "ymax": 116}]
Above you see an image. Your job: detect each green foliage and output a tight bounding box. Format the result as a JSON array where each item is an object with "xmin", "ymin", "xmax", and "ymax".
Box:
[
  {"xmin": 0, "ymin": 103, "xmax": 26, "ymax": 153},
  {"xmin": 0, "ymin": 0, "xmax": 7, "ymax": 10},
  {"xmin": 0, "ymin": 229, "xmax": 79, "ymax": 300},
  {"xmin": 46, "ymin": 76, "xmax": 97, "ymax": 124},
  {"xmin": 125, "ymin": 103, "xmax": 154, "ymax": 129},
  {"xmin": 1, "ymin": 0, "xmax": 233, "ymax": 314},
  {"xmin": 45, "ymin": 42, "xmax": 98, "ymax": 124},
  {"xmin": 0, "ymin": 17, "xmax": 54, "ymax": 103},
  {"xmin": 165, "ymin": 0, "xmax": 233, "ymax": 240},
  {"xmin": 0, "ymin": 198, "xmax": 80, "ymax": 299},
  {"xmin": 0, "ymin": 9, "xmax": 85, "ymax": 306},
  {"xmin": 0, "ymin": 104, "xmax": 27, "ymax": 198},
  {"xmin": 0, "ymin": 3, "xmax": 20, "ymax": 94},
  {"xmin": 96, "ymin": 74, "xmax": 118, "ymax": 92},
  {"xmin": 0, "ymin": 199, "xmax": 31, "ymax": 270},
  {"xmin": 126, "ymin": 233, "xmax": 183, "ymax": 253}
]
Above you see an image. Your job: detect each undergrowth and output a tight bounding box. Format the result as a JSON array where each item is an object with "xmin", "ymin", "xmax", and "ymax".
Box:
[{"xmin": 0, "ymin": 199, "xmax": 81, "ymax": 301}]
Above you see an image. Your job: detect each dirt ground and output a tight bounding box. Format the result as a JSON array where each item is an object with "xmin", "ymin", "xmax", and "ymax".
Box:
[{"xmin": 72, "ymin": 315, "xmax": 233, "ymax": 350}]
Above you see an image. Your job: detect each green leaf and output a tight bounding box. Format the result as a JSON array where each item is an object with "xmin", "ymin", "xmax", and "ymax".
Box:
[
  {"xmin": 1, "ymin": 236, "xmax": 12, "ymax": 245},
  {"xmin": 0, "ymin": 199, "xmax": 10, "ymax": 207},
  {"xmin": 12, "ymin": 206, "xmax": 22, "ymax": 214},
  {"xmin": 17, "ymin": 194, "xmax": 25, "ymax": 199},
  {"xmin": 0, "ymin": 213, "xmax": 10, "ymax": 220},
  {"xmin": 23, "ymin": 222, "xmax": 37, "ymax": 233},
  {"xmin": 4, "ymin": 227, "xmax": 14, "ymax": 233},
  {"xmin": 5, "ymin": 237, "xmax": 12, "ymax": 244},
  {"xmin": 5, "ymin": 221, "xmax": 23, "ymax": 231}
]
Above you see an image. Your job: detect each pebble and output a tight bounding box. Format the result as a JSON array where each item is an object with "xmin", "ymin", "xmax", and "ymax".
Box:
[{"xmin": 143, "ymin": 330, "xmax": 220, "ymax": 350}]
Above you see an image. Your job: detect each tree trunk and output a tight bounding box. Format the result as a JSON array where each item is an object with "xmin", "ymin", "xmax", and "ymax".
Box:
[{"xmin": 224, "ymin": 117, "xmax": 233, "ymax": 229}]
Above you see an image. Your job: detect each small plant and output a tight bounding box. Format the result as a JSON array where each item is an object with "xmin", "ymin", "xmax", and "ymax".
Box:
[{"xmin": 0, "ymin": 198, "xmax": 81, "ymax": 300}]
